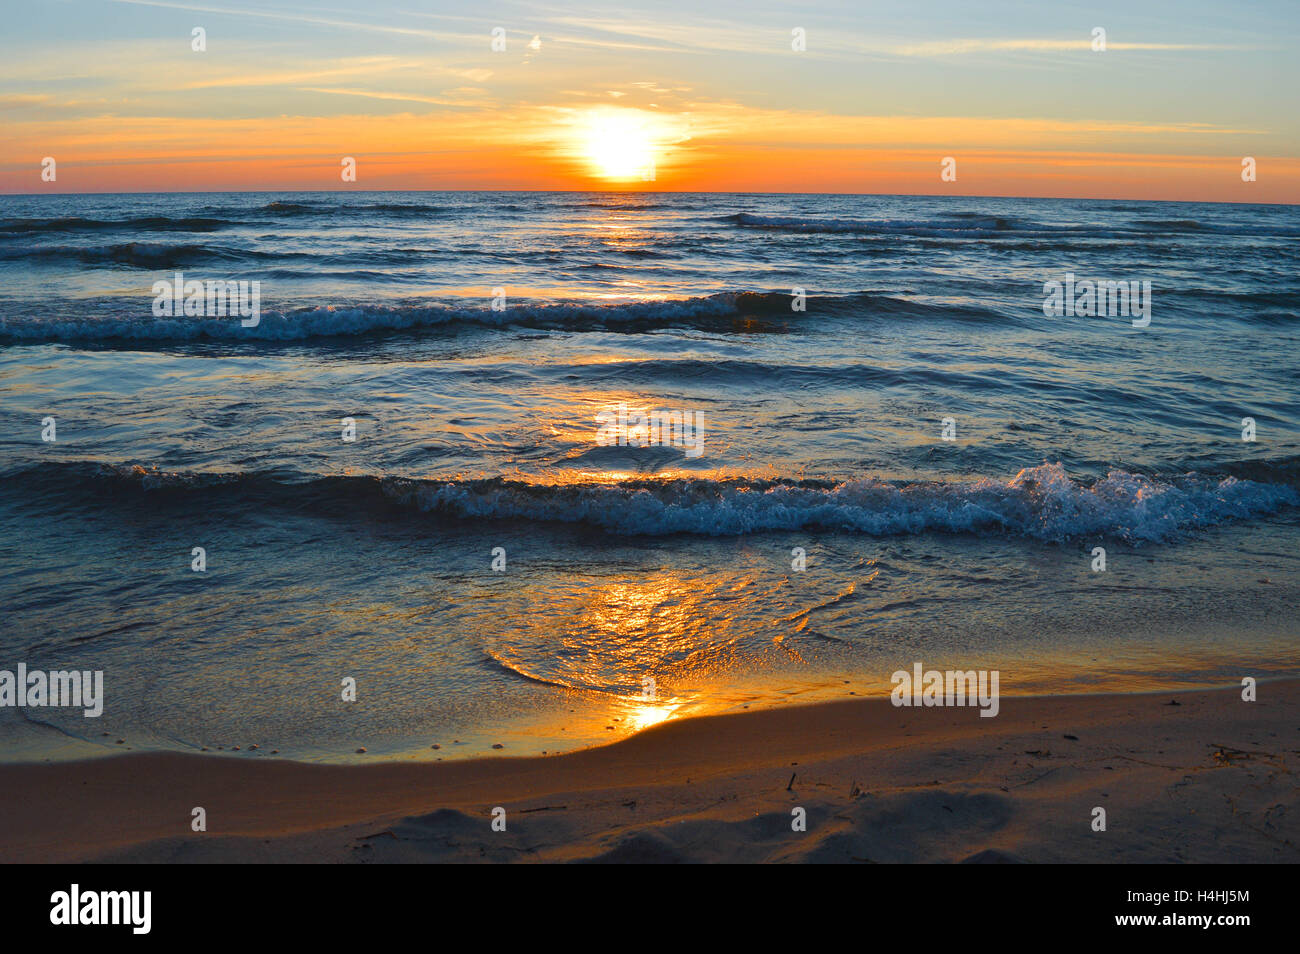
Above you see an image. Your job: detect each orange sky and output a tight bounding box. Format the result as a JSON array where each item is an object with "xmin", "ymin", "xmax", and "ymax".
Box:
[{"xmin": 2, "ymin": 1, "xmax": 1297, "ymax": 202}]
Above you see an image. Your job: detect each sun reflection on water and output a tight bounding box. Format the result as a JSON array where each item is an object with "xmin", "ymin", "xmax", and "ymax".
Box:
[{"xmin": 618, "ymin": 697, "xmax": 685, "ymax": 733}]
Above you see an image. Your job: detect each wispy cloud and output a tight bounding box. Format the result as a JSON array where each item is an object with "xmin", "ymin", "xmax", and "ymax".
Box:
[
  {"xmin": 296, "ymin": 87, "xmax": 492, "ymax": 108},
  {"xmin": 894, "ymin": 38, "xmax": 1251, "ymax": 56},
  {"xmin": 109, "ymin": 0, "xmax": 445, "ymax": 38},
  {"xmin": 179, "ymin": 58, "xmax": 412, "ymax": 90}
]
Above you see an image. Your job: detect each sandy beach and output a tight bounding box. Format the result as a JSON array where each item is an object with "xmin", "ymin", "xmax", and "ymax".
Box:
[{"xmin": 3, "ymin": 681, "xmax": 1295, "ymax": 864}]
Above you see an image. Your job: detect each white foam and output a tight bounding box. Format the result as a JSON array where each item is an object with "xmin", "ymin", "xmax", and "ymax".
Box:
[
  {"xmin": 0, "ymin": 296, "xmax": 751, "ymax": 342},
  {"xmin": 385, "ymin": 463, "xmax": 1298, "ymax": 541}
]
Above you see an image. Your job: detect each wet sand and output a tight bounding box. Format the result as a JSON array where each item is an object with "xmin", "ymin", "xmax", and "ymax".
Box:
[{"xmin": 1, "ymin": 681, "xmax": 1295, "ymax": 863}]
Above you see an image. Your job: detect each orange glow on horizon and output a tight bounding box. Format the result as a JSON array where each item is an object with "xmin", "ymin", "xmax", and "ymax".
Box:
[{"xmin": 2, "ymin": 104, "xmax": 1296, "ymax": 202}]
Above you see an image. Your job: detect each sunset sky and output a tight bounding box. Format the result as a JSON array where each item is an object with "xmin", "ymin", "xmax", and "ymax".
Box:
[{"xmin": 2, "ymin": 0, "xmax": 1297, "ymax": 200}]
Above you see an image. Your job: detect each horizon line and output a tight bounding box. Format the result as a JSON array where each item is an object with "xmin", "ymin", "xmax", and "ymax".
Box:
[{"xmin": 3, "ymin": 188, "xmax": 1296, "ymax": 208}]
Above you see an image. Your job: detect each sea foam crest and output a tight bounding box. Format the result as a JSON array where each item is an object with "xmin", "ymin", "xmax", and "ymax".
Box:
[
  {"xmin": 0, "ymin": 296, "xmax": 747, "ymax": 341},
  {"xmin": 18, "ymin": 461, "xmax": 1296, "ymax": 542},
  {"xmin": 384, "ymin": 463, "xmax": 1297, "ymax": 542}
]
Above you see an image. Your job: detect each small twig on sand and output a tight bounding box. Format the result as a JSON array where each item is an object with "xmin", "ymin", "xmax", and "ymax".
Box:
[{"xmin": 1013, "ymin": 767, "xmax": 1059, "ymax": 788}]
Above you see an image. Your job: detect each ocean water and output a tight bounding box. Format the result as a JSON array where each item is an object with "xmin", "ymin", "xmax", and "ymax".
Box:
[{"xmin": 1, "ymin": 191, "xmax": 1298, "ymax": 762}]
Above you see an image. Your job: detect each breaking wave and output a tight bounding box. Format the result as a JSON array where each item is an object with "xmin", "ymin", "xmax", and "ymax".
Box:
[
  {"xmin": 13, "ymin": 461, "xmax": 1296, "ymax": 543},
  {"xmin": 0, "ymin": 291, "xmax": 1012, "ymax": 343}
]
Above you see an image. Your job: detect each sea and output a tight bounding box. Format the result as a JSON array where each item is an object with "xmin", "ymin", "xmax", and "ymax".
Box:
[{"xmin": 1, "ymin": 190, "xmax": 1297, "ymax": 762}]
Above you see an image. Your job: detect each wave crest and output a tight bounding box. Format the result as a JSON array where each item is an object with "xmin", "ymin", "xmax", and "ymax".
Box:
[
  {"xmin": 0, "ymin": 290, "xmax": 1011, "ymax": 342},
  {"xmin": 10, "ymin": 461, "xmax": 1293, "ymax": 542},
  {"xmin": 385, "ymin": 463, "xmax": 1295, "ymax": 541}
]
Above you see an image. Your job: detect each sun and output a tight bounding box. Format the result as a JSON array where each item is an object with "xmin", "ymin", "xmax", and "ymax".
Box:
[{"xmin": 581, "ymin": 109, "xmax": 658, "ymax": 182}]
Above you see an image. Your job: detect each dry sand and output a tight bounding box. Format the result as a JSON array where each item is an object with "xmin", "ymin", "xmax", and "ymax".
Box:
[{"xmin": 2, "ymin": 682, "xmax": 1296, "ymax": 863}]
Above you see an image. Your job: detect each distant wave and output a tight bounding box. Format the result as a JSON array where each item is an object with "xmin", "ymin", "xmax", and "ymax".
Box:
[
  {"xmin": 722, "ymin": 211, "xmax": 1053, "ymax": 237},
  {"xmin": 0, "ymin": 291, "xmax": 1013, "ymax": 343},
  {"xmin": 4, "ymin": 242, "xmax": 491, "ymax": 270},
  {"xmin": 722, "ymin": 211, "xmax": 1300, "ymax": 240},
  {"xmin": 255, "ymin": 200, "xmax": 315, "ymax": 213},
  {"xmin": 1131, "ymin": 219, "xmax": 1204, "ymax": 231},
  {"xmin": 0, "ymin": 215, "xmax": 238, "ymax": 234},
  {"xmin": 11, "ymin": 461, "xmax": 1296, "ymax": 543},
  {"xmin": 1, "ymin": 242, "xmax": 287, "ymax": 269},
  {"xmin": 252, "ymin": 199, "xmax": 449, "ymax": 218}
]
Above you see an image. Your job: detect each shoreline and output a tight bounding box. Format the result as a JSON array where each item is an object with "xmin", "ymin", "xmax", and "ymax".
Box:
[
  {"xmin": 4, "ymin": 674, "xmax": 1296, "ymax": 768},
  {"xmin": 2, "ymin": 680, "xmax": 1296, "ymax": 863}
]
